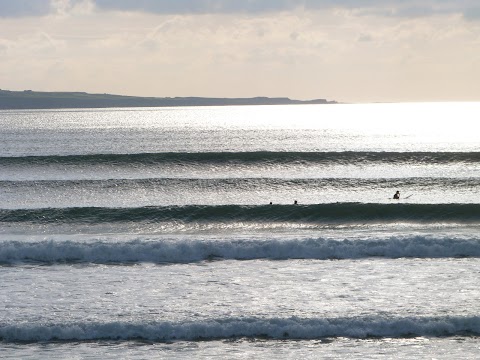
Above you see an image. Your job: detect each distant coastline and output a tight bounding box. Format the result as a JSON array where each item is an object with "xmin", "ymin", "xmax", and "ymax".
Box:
[{"xmin": 0, "ymin": 89, "xmax": 337, "ymax": 109}]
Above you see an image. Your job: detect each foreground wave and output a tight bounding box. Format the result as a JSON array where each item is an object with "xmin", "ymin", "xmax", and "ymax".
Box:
[
  {"xmin": 1, "ymin": 316, "xmax": 479, "ymax": 342},
  {"xmin": 1, "ymin": 204, "xmax": 480, "ymax": 224},
  {"xmin": 1, "ymin": 151, "xmax": 479, "ymax": 166},
  {"xmin": 1, "ymin": 236, "xmax": 480, "ymax": 264}
]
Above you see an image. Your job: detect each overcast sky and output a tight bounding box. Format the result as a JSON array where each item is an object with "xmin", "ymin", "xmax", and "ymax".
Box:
[{"xmin": 1, "ymin": 0, "xmax": 479, "ymax": 102}]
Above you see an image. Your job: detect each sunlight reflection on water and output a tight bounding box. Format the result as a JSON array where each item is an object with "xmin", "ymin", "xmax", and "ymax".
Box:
[{"xmin": 0, "ymin": 103, "xmax": 479, "ymax": 156}]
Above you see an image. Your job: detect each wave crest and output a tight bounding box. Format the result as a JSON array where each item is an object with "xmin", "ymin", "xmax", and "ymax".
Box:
[
  {"xmin": 2, "ymin": 151, "xmax": 480, "ymax": 166},
  {"xmin": 2, "ymin": 236, "xmax": 480, "ymax": 264},
  {"xmin": 1, "ymin": 204, "xmax": 480, "ymax": 224},
  {"xmin": 1, "ymin": 316, "xmax": 479, "ymax": 342}
]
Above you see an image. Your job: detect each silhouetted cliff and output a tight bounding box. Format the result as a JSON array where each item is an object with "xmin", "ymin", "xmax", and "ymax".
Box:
[{"xmin": 0, "ymin": 90, "xmax": 337, "ymax": 109}]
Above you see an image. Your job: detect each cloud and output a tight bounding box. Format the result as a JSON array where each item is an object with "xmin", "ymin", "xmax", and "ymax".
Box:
[
  {"xmin": 1, "ymin": 0, "xmax": 480, "ymax": 102},
  {"xmin": 0, "ymin": 0, "xmax": 50, "ymax": 17},
  {"xmin": 92, "ymin": 0, "xmax": 298, "ymax": 14},
  {"xmin": 0, "ymin": 0, "xmax": 479, "ymax": 20},
  {"xmin": 92, "ymin": 0, "xmax": 480, "ymax": 19},
  {"xmin": 0, "ymin": 0, "xmax": 94, "ymax": 17},
  {"xmin": 463, "ymin": 7, "xmax": 480, "ymax": 21}
]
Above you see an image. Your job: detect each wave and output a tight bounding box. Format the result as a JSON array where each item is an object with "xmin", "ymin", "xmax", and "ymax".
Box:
[
  {"xmin": 1, "ymin": 151, "xmax": 480, "ymax": 166},
  {"xmin": 1, "ymin": 236, "xmax": 480, "ymax": 264},
  {"xmin": 1, "ymin": 316, "xmax": 479, "ymax": 342},
  {"xmin": 2, "ymin": 177, "xmax": 479, "ymax": 189},
  {"xmin": 1, "ymin": 204, "xmax": 480, "ymax": 224}
]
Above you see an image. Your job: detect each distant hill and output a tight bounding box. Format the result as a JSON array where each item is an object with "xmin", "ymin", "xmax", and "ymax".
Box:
[{"xmin": 0, "ymin": 89, "xmax": 337, "ymax": 109}]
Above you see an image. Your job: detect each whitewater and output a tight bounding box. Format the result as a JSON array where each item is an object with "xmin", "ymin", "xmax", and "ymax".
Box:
[{"xmin": 1, "ymin": 103, "xmax": 480, "ymax": 359}]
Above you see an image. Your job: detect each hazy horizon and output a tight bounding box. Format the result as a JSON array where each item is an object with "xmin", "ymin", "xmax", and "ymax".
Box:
[{"xmin": 1, "ymin": 0, "xmax": 480, "ymax": 103}]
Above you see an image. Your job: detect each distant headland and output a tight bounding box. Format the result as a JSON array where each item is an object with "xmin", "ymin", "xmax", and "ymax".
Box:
[{"xmin": 0, "ymin": 89, "xmax": 337, "ymax": 109}]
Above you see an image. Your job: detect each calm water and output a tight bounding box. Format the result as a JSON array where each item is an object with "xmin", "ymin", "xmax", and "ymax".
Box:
[{"xmin": 1, "ymin": 103, "xmax": 480, "ymax": 358}]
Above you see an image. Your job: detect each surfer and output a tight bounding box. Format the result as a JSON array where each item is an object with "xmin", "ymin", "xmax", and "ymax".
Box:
[
  {"xmin": 294, "ymin": 200, "xmax": 298, "ymax": 205},
  {"xmin": 393, "ymin": 191, "xmax": 400, "ymax": 200}
]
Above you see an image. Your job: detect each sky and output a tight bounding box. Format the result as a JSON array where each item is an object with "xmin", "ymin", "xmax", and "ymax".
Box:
[{"xmin": 1, "ymin": 0, "xmax": 480, "ymax": 103}]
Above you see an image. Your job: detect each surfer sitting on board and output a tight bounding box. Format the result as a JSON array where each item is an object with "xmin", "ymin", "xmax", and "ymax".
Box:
[{"xmin": 393, "ymin": 191, "xmax": 400, "ymax": 199}]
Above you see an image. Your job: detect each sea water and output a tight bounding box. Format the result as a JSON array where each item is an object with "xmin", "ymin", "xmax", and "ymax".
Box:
[{"xmin": 1, "ymin": 103, "xmax": 480, "ymax": 358}]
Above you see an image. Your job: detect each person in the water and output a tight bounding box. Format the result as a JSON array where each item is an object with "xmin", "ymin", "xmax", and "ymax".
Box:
[{"xmin": 393, "ymin": 191, "xmax": 400, "ymax": 199}]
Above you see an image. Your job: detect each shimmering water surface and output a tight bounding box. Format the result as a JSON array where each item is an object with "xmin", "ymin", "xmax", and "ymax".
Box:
[{"xmin": 1, "ymin": 103, "xmax": 480, "ymax": 358}]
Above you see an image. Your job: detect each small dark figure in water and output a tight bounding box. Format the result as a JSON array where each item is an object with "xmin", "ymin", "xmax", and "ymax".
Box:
[
  {"xmin": 393, "ymin": 191, "xmax": 400, "ymax": 200},
  {"xmin": 294, "ymin": 200, "xmax": 298, "ymax": 205},
  {"xmin": 269, "ymin": 202, "xmax": 273, "ymax": 205}
]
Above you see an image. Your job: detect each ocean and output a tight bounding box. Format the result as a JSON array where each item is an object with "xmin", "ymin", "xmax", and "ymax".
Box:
[{"xmin": 1, "ymin": 103, "xmax": 479, "ymax": 358}]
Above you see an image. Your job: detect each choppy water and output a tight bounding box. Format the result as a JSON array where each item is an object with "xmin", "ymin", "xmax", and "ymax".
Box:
[{"xmin": 1, "ymin": 103, "xmax": 480, "ymax": 358}]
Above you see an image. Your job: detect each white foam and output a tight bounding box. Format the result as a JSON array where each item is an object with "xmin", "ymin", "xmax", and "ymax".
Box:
[
  {"xmin": 1, "ymin": 236, "xmax": 480, "ymax": 264},
  {"xmin": 1, "ymin": 316, "xmax": 479, "ymax": 342}
]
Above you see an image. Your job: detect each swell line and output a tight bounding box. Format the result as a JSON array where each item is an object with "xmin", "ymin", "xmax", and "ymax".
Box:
[
  {"xmin": 1, "ymin": 204, "xmax": 480, "ymax": 224},
  {"xmin": 1, "ymin": 236, "xmax": 480, "ymax": 265},
  {"xmin": 1, "ymin": 315, "xmax": 479, "ymax": 342},
  {"xmin": 1, "ymin": 177, "xmax": 479, "ymax": 189},
  {"xmin": 1, "ymin": 151, "xmax": 479, "ymax": 166}
]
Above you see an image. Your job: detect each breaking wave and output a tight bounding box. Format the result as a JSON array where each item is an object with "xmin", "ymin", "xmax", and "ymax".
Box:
[
  {"xmin": 1, "ymin": 236, "xmax": 480, "ymax": 264},
  {"xmin": 1, "ymin": 316, "xmax": 479, "ymax": 342}
]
